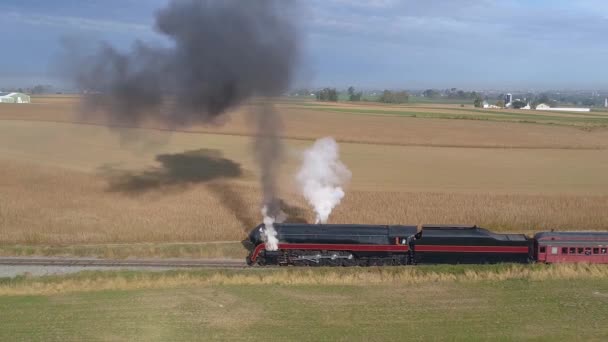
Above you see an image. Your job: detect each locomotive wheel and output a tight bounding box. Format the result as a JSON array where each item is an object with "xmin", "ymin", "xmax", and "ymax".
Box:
[
  {"xmin": 255, "ymin": 251, "xmax": 267, "ymax": 266},
  {"xmin": 326, "ymin": 258, "xmax": 341, "ymax": 267},
  {"xmin": 368, "ymin": 258, "xmax": 384, "ymax": 266},
  {"xmin": 357, "ymin": 258, "xmax": 369, "ymax": 267},
  {"xmin": 342, "ymin": 257, "xmax": 357, "ymax": 267}
]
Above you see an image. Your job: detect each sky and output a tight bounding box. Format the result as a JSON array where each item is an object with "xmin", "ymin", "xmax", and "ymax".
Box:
[{"xmin": 1, "ymin": 0, "xmax": 608, "ymax": 90}]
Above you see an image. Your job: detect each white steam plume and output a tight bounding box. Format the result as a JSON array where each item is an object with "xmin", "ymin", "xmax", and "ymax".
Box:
[
  {"xmin": 261, "ymin": 206, "xmax": 281, "ymax": 251},
  {"xmin": 296, "ymin": 137, "xmax": 351, "ymax": 224}
]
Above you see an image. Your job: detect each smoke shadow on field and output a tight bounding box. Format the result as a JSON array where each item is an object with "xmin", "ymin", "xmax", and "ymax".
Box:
[
  {"xmin": 103, "ymin": 149, "xmax": 242, "ymax": 193},
  {"xmin": 102, "ymin": 148, "xmax": 308, "ymax": 235},
  {"xmin": 207, "ymin": 181, "xmax": 257, "ymax": 231}
]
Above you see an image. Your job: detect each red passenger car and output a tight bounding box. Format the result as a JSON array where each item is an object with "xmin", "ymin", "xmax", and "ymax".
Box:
[{"xmin": 534, "ymin": 232, "xmax": 608, "ymax": 264}]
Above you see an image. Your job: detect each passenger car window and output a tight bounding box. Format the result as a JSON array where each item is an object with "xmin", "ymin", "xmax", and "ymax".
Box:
[{"xmin": 562, "ymin": 247, "xmax": 568, "ymax": 254}]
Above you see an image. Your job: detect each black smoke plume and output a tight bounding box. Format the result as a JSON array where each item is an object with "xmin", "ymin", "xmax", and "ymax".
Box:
[
  {"xmin": 73, "ymin": 0, "xmax": 298, "ymax": 124},
  {"xmin": 68, "ymin": 0, "xmax": 299, "ymax": 221}
]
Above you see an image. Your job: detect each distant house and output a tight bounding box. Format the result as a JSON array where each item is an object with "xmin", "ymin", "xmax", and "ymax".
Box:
[{"xmin": 0, "ymin": 92, "xmax": 31, "ymax": 104}]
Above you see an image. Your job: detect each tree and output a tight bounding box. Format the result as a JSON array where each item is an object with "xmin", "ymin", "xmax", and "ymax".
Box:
[
  {"xmin": 379, "ymin": 90, "xmax": 409, "ymax": 104},
  {"xmin": 495, "ymin": 100, "xmax": 505, "ymax": 108},
  {"xmin": 511, "ymin": 100, "xmax": 527, "ymax": 109},
  {"xmin": 329, "ymin": 89, "xmax": 338, "ymax": 102},
  {"xmin": 473, "ymin": 96, "xmax": 484, "ymax": 108},
  {"xmin": 31, "ymin": 85, "xmax": 50, "ymax": 94},
  {"xmin": 582, "ymin": 98, "xmax": 595, "ymax": 107},
  {"xmin": 445, "ymin": 88, "xmax": 478, "ymax": 99},
  {"xmin": 533, "ymin": 93, "xmax": 550, "ymax": 106},
  {"xmin": 347, "ymin": 86, "xmax": 362, "ymax": 101},
  {"xmin": 316, "ymin": 88, "xmax": 338, "ymax": 102},
  {"xmin": 423, "ymin": 89, "xmax": 440, "ymax": 98}
]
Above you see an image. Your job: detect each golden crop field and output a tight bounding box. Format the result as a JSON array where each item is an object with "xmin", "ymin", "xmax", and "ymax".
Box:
[{"xmin": 0, "ymin": 96, "xmax": 607, "ymax": 246}]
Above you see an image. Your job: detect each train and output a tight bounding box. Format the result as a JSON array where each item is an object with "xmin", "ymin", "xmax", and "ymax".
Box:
[{"xmin": 245, "ymin": 223, "xmax": 608, "ymax": 266}]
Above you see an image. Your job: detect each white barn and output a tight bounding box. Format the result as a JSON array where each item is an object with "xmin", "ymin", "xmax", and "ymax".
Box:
[
  {"xmin": 535, "ymin": 103, "xmax": 550, "ymax": 109},
  {"xmin": 535, "ymin": 103, "xmax": 590, "ymax": 112},
  {"xmin": 0, "ymin": 92, "xmax": 31, "ymax": 104}
]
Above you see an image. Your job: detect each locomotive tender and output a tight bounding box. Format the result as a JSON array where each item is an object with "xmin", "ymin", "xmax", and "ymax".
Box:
[{"xmin": 246, "ymin": 223, "xmax": 608, "ymax": 266}]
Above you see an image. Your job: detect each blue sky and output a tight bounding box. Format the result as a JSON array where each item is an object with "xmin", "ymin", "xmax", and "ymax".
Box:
[{"xmin": 2, "ymin": 0, "xmax": 608, "ymax": 90}]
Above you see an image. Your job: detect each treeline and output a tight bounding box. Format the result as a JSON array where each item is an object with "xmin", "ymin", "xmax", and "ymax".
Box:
[
  {"xmin": 316, "ymin": 86, "xmax": 410, "ymax": 104},
  {"xmin": 316, "ymin": 87, "xmax": 364, "ymax": 102},
  {"xmin": 315, "ymin": 86, "xmax": 479, "ymax": 104},
  {"xmin": 1, "ymin": 85, "xmax": 55, "ymax": 94},
  {"xmin": 316, "ymin": 88, "xmax": 339, "ymax": 102},
  {"xmin": 423, "ymin": 88, "xmax": 481, "ymax": 100},
  {"xmin": 311, "ymin": 86, "xmax": 608, "ymax": 108},
  {"xmin": 378, "ymin": 90, "xmax": 409, "ymax": 104}
]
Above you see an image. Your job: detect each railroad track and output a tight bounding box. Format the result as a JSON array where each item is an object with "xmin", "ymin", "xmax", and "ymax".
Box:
[{"xmin": 0, "ymin": 257, "xmax": 248, "ymax": 269}]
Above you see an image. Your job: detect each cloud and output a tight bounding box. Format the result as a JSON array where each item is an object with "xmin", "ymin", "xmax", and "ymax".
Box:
[
  {"xmin": 322, "ymin": 0, "xmax": 399, "ymax": 9},
  {"xmin": 3, "ymin": 0, "xmax": 608, "ymax": 88},
  {"xmin": 302, "ymin": 0, "xmax": 608, "ymax": 88},
  {"xmin": 5, "ymin": 11, "xmax": 152, "ymax": 34},
  {"xmin": 309, "ymin": 0, "xmax": 608, "ymax": 40}
]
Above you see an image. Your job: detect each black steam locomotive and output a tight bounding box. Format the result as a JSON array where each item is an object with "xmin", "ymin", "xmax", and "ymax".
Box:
[{"xmin": 246, "ymin": 223, "xmax": 608, "ymax": 266}]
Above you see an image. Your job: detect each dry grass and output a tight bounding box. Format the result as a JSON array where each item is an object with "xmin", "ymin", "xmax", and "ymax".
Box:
[
  {"xmin": 1, "ymin": 156, "xmax": 608, "ymax": 245},
  {"xmin": 0, "ymin": 242, "xmax": 248, "ymax": 259},
  {"xmin": 334, "ymin": 191, "xmax": 608, "ymax": 234},
  {"xmin": 1, "ymin": 264, "xmax": 607, "ymax": 296}
]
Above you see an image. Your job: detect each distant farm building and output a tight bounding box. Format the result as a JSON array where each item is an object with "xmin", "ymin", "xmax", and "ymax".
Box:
[
  {"xmin": 482, "ymin": 101, "xmax": 501, "ymax": 109},
  {"xmin": 504, "ymin": 93, "xmax": 513, "ymax": 107},
  {"xmin": 0, "ymin": 92, "xmax": 31, "ymax": 104},
  {"xmin": 535, "ymin": 103, "xmax": 550, "ymax": 109},
  {"xmin": 535, "ymin": 103, "xmax": 590, "ymax": 112}
]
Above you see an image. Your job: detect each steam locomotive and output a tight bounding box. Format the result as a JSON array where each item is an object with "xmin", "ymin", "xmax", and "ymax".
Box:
[{"xmin": 246, "ymin": 223, "xmax": 608, "ymax": 266}]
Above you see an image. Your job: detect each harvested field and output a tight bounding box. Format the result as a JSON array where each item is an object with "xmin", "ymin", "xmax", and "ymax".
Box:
[
  {"xmin": 0, "ymin": 96, "xmax": 607, "ymax": 251},
  {"xmin": 2, "ymin": 96, "xmax": 608, "ymax": 149}
]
